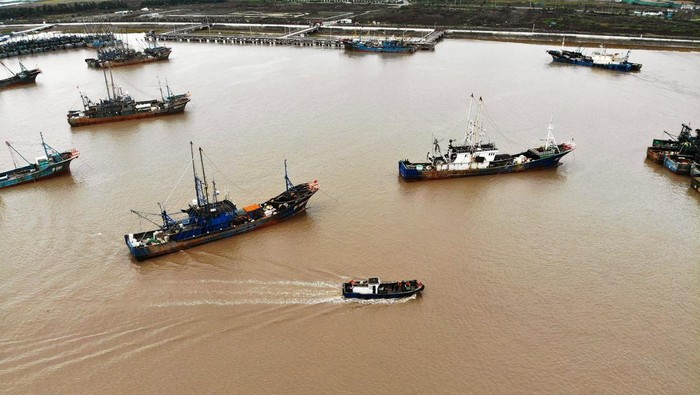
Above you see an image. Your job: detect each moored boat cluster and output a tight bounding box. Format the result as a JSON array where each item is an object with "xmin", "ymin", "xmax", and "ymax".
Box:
[{"xmin": 646, "ymin": 124, "xmax": 700, "ymax": 192}]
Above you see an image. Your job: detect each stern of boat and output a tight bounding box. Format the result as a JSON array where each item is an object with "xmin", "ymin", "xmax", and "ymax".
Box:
[{"xmin": 399, "ymin": 160, "xmax": 426, "ymax": 180}]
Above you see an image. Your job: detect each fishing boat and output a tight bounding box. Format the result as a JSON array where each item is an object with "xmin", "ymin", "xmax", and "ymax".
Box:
[
  {"xmin": 342, "ymin": 37, "xmax": 416, "ymax": 53},
  {"xmin": 690, "ymin": 163, "xmax": 700, "ymax": 177},
  {"xmin": 691, "ymin": 177, "xmax": 700, "ymax": 193},
  {"xmin": 342, "ymin": 278, "xmax": 424, "ymax": 299},
  {"xmin": 546, "ymin": 41, "xmax": 642, "ymax": 72},
  {"xmin": 646, "ymin": 147, "xmax": 674, "ymax": 164},
  {"xmin": 85, "ymin": 42, "xmax": 171, "ymax": 68},
  {"xmin": 67, "ymin": 69, "xmax": 190, "ymax": 127},
  {"xmin": 663, "ymin": 154, "xmax": 693, "ymax": 175},
  {"xmin": 0, "ymin": 133, "xmax": 79, "ymax": 189},
  {"xmin": 651, "ymin": 124, "xmax": 698, "ymax": 148},
  {"xmin": 646, "ymin": 124, "xmax": 699, "ymax": 165},
  {"xmin": 0, "ymin": 62, "xmax": 41, "ymax": 89},
  {"xmin": 399, "ymin": 95, "xmax": 575, "ymax": 181},
  {"xmin": 124, "ymin": 143, "xmax": 319, "ymax": 261}
]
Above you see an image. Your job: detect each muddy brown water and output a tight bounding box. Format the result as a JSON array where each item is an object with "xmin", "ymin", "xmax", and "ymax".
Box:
[{"xmin": 1, "ymin": 38, "xmax": 698, "ymax": 393}]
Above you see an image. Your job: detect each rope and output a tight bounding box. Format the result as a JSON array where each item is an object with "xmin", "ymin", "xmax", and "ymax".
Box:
[
  {"xmin": 202, "ymin": 150, "xmax": 248, "ymax": 193},
  {"xmin": 163, "ymin": 160, "xmax": 193, "ymax": 207},
  {"xmin": 480, "ymin": 104, "xmax": 526, "ymax": 148},
  {"xmin": 319, "ymin": 189, "xmax": 339, "ymax": 202}
]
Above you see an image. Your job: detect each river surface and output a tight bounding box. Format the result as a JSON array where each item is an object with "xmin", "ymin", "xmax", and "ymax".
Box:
[{"xmin": 0, "ymin": 38, "xmax": 698, "ymax": 393}]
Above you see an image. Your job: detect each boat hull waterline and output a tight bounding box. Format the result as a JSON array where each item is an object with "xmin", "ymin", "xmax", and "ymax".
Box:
[
  {"xmin": 67, "ymin": 99, "xmax": 188, "ymax": 127},
  {"xmin": 0, "ymin": 64, "xmax": 41, "ymax": 89},
  {"xmin": 0, "ymin": 135, "xmax": 79, "ymax": 189},
  {"xmin": 399, "ymin": 149, "xmax": 572, "ymax": 180},
  {"xmin": 342, "ymin": 278, "xmax": 425, "ymax": 299},
  {"xmin": 547, "ymin": 49, "xmax": 642, "ymax": 72},
  {"xmin": 124, "ymin": 199, "xmax": 308, "ymax": 261}
]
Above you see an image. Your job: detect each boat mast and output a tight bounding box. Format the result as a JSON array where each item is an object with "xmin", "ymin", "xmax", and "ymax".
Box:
[
  {"xmin": 472, "ymin": 97, "xmax": 484, "ymax": 148},
  {"xmin": 199, "ymin": 147, "xmax": 210, "ymax": 205},
  {"xmin": 102, "ymin": 67, "xmax": 112, "ymax": 101},
  {"xmin": 108, "ymin": 67, "xmax": 117, "ymax": 98},
  {"xmin": 190, "ymin": 142, "xmax": 208, "ymax": 207},
  {"xmin": 158, "ymin": 77, "xmax": 164, "ymax": 101},
  {"xmin": 165, "ymin": 78, "xmax": 173, "ymax": 99},
  {"xmin": 284, "ymin": 159, "xmax": 294, "ymax": 191},
  {"xmin": 0, "ymin": 61, "xmax": 16, "ymax": 76},
  {"xmin": 464, "ymin": 93, "xmax": 475, "ymax": 146},
  {"xmin": 545, "ymin": 116, "xmax": 558, "ymax": 151}
]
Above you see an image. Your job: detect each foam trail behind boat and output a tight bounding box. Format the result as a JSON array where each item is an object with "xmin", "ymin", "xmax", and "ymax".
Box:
[{"xmin": 151, "ymin": 280, "xmax": 417, "ymax": 307}]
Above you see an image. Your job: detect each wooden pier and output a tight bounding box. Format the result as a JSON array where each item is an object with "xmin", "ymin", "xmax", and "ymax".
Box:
[
  {"xmin": 148, "ymin": 32, "xmax": 346, "ymax": 48},
  {"xmin": 147, "ymin": 25, "xmax": 445, "ymax": 51},
  {"xmin": 416, "ymin": 29, "xmax": 445, "ymax": 50},
  {"xmin": 162, "ymin": 24, "xmax": 211, "ymax": 36}
]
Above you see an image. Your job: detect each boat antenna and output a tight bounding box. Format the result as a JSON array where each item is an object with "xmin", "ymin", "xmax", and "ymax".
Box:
[
  {"xmin": 284, "ymin": 159, "xmax": 294, "ymax": 191},
  {"xmin": 199, "ymin": 147, "xmax": 210, "ymax": 205},
  {"xmin": 545, "ymin": 116, "xmax": 558, "ymax": 151},
  {"xmin": 39, "ymin": 132, "xmax": 49, "ymax": 158},
  {"xmin": 5, "ymin": 141, "xmax": 31, "ymax": 168},
  {"xmin": 212, "ymin": 179, "xmax": 219, "ymax": 203}
]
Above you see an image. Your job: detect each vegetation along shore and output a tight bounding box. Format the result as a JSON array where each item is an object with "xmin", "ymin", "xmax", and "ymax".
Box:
[{"xmin": 1, "ymin": 0, "xmax": 699, "ymax": 49}]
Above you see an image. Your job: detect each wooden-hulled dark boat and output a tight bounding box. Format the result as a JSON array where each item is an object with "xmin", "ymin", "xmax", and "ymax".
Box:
[
  {"xmin": 691, "ymin": 177, "xmax": 700, "ymax": 193},
  {"xmin": 85, "ymin": 44, "xmax": 171, "ymax": 68},
  {"xmin": 124, "ymin": 143, "xmax": 319, "ymax": 261},
  {"xmin": 647, "ymin": 124, "xmax": 699, "ymax": 164},
  {"xmin": 0, "ymin": 62, "xmax": 41, "ymax": 89},
  {"xmin": 342, "ymin": 278, "xmax": 424, "ymax": 299},
  {"xmin": 67, "ymin": 68, "xmax": 189, "ymax": 127},
  {"xmin": 0, "ymin": 133, "xmax": 79, "ymax": 189}
]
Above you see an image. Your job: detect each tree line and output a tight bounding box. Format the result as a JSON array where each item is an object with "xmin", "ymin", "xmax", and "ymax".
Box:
[{"xmin": 0, "ymin": 0, "xmax": 225, "ymax": 20}]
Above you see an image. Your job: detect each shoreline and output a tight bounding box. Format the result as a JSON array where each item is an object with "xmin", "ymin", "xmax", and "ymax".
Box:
[{"xmin": 3, "ymin": 22, "xmax": 700, "ymax": 51}]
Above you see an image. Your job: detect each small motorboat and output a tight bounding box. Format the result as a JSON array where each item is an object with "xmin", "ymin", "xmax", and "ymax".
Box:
[{"xmin": 342, "ymin": 277, "xmax": 424, "ymax": 299}]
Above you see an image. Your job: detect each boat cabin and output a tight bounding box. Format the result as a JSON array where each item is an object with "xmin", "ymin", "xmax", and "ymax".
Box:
[{"xmin": 347, "ymin": 277, "xmax": 380, "ymax": 295}]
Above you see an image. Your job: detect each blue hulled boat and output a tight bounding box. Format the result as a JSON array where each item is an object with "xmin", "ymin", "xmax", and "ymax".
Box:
[
  {"xmin": 342, "ymin": 38, "xmax": 416, "ymax": 53},
  {"xmin": 663, "ymin": 155, "xmax": 693, "ymax": 175},
  {"xmin": 547, "ymin": 43, "xmax": 641, "ymax": 72},
  {"xmin": 124, "ymin": 143, "xmax": 319, "ymax": 261},
  {"xmin": 0, "ymin": 133, "xmax": 79, "ymax": 189},
  {"xmin": 342, "ymin": 278, "xmax": 424, "ymax": 299},
  {"xmin": 399, "ymin": 95, "xmax": 575, "ymax": 181}
]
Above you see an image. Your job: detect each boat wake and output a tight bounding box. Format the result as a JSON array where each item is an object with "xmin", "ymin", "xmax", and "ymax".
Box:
[{"xmin": 151, "ymin": 279, "xmax": 417, "ymax": 307}]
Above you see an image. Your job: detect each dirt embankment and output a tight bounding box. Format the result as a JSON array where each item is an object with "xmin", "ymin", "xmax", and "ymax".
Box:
[{"xmin": 3, "ymin": 1, "xmax": 699, "ymax": 45}]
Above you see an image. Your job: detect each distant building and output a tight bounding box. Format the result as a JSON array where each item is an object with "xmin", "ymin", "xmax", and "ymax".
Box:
[{"xmin": 292, "ymin": 0, "xmax": 402, "ymax": 4}]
